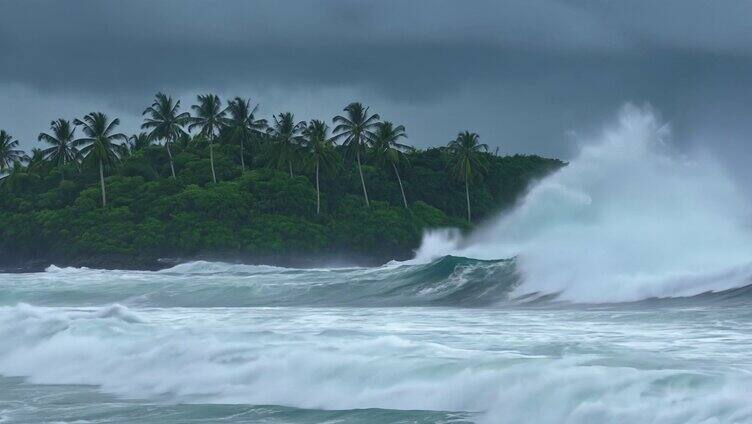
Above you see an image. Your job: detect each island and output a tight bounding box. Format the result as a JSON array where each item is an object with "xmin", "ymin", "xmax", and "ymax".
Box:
[{"xmin": 0, "ymin": 97, "xmax": 563, "ymax": 270}]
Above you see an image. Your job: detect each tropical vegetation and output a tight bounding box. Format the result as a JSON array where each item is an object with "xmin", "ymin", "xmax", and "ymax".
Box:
[
  {"xmin": 332, "ymin": 102, "xmax": 380, "ymax": 207},
  {"xmin": 37, "ymin": 119, "xmax": 78, "ymax": 180},
  {"xmin": 0, "ymin": 130, "xmax": 25, "ymax": 173},
  {"xmin": 447, "ymin": 131, "xmax": 489, "ymax": 223},
  {"xmin": 142, "ymin": 93, "xmax": 190, "ymax": 179},
  {"xmin": 0, "ymin": 95, "xmax": 564, "ymax": 269},
  {"xmin": 73, "ymin": 112, "xmax": 128, "ymax": 208}
]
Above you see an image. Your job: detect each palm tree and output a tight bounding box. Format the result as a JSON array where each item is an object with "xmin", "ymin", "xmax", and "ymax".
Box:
[
  {"xmin": 225, "ymin": 97, "xmax": 266, "ymax": 171},
  {"xmin": 142, "ymin": 93, "xmax": 190, "ymax": 179},
  {"xmin": 26, "ymin": 148, "xmax": 48, "ymax": 174},
  {"xmin": 128, "ymin": 132, "xmax": 153, "ymax": 152},
  {"xmin": 189, "ymin": 94, "xmax": 226, "ymax": 183},
  {"xmin": 0, "ymin": 130, "xmax": 26, "ymax": 174},
  {"xmin": 446, "ymin": 131, "xmax": 488, "ymax": 224},
  {"xmin": 267, "ymin": 112, "xmax": 305, "ymax": 177},
  {"xmin": 371, "ymin": 121, "xmax": 411, "ymax": 208},
  {"xmin": 38, "ymin": 119, "xmax": 78, "ymax": 180},
  {"xmin": 74, "ymin": 112, "xmax": 127, "ymax": 207},
  {"xmin": 174, "ymin": 132, "xmax": 193, "ymax": 150},
  {"xmin": 332, "ymin": 102, "xmax": 380, "ymax": 207},
  {"xmin": 303, "ymin": 119, "xmax": 338, "ymax": 215},
  {"xmin": 0, "ymin": 160, "xmax": 39, "ymax": 190}
]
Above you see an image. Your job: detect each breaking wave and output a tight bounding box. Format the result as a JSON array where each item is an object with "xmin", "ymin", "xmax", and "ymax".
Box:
[
  {"xmin": 2, "ymin": 255, "xmax": 752, "ymax": 309},
  {"xmin": 414, "ymin": 104, "xmax": 752, "ymax": 303}
]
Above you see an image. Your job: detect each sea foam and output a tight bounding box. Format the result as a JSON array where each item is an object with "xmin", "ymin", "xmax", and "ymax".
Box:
[{"xmin": 415, "ymin": 104, "xmax": 752, "ymax": 302}]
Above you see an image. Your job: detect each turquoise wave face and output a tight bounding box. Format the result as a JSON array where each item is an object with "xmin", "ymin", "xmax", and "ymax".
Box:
[
  {"xmin": 0, "ymin": 256, "xmax": 519, "ymax": 308},
  {"xmin": 2, "ymin": 256, "xmax": 751, "ymax": 309}
]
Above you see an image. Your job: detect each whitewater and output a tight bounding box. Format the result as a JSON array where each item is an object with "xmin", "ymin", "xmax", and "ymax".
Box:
[{"xmin": 1, "ymin": 105, "xmax": 752, "ymax": 423}]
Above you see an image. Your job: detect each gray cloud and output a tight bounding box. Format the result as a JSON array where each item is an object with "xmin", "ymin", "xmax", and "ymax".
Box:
[{"xmin": 1, "ymin": 0, "xmax": 751, "ymax": 183}]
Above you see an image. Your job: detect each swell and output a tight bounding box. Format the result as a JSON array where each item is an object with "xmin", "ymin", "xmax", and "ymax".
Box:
[
  {"xmin": 3, "ymin": 256, "xmax": 752, "ymax": 309},
  {"xmin": 0, "ymin": 256, "xmax": 520, "ymax": 308}
]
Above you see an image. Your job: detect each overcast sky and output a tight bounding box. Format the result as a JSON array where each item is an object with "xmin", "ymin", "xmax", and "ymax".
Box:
[{"xmin": 2, "ymin": 0, "xmax": 752, "ymax": 179}]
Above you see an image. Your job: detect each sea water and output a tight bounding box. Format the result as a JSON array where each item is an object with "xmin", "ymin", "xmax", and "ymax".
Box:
[
  {"xmin": 0, "ymin": 262, "xmax": 751, "ymax": 423},
  {"xmin": 1, "ymin": 105, "xmax": 751, "ymax": 423}
]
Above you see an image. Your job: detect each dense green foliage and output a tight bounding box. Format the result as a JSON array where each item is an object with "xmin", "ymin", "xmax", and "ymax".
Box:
[{"xmin": 0, "ymin": 98, "xmax": 563, "ymax": 268}]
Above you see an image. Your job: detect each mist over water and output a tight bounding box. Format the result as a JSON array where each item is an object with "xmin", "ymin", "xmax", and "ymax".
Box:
[{"xmin": 415, "ymin": 104, "xmax": 752, "ymax": 302}]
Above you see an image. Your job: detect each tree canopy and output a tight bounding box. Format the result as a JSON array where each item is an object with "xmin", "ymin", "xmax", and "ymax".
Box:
[{"xmin": 0, "ymin": 95, "xmax": 564, "ymax": 269}]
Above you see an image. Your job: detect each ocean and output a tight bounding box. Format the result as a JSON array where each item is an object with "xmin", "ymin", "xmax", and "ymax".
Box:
[
  {"xmin": 1, "ymin": 260, "xmax": 751, "ymax": 423},
  {"xmin": 2, "ymin": 105, "xmax": 751, "ymax": 423}
]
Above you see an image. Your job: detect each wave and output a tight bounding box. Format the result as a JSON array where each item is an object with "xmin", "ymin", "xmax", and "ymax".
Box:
[
  {"xmin": 5, "ymin": 255, "xmax": 752, "ymax": 308},
  {"xmin": 414, "ymin": 105, "xmax": 752, "ymax": 303},
  {"xmin": 1, "ymin": 256, "xmax": 520, "ymax": 308},
  {"xmin": 1, "ymin": 303, "xmax": 750, "ymax": 423},
  {"xmin": 158, "ymin": 260, "xmax": 290, "ymax": 275},
  {"xmin": 10, "ymin": 105, "xmax": 751, "ymax": 306}
]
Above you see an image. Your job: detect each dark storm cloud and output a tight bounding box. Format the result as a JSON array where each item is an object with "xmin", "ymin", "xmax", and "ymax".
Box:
[
  {"xmin": 4, "ymin": 0, "xmax": 750, "ymax": 93},
  {"xmin": 1, "ymin": 0, "xmax": 752, "ymax": 172}
]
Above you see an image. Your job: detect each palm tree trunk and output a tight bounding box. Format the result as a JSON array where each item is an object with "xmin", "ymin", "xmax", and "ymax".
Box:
[
  {"xmin": 165, "ymin": 140, "xmax": 176, "ymax": 179},
  {"xmin": 289, "ymin": 161, "xmax": 294, "ymax": 178},
  {"xmin": 99, "ymin": 158, "xmax": 107, "ymax": 208},
  {"xmin": 465, "ymin": 172, "xmax": 471, "ymax": 224},
  {"xmin": 393, "ymin": 162, "xmax": 408, "ymax": 208},
  {"xmin": 240, "ymin": 139, "xmax": 245, "ymax": 171},
  {"xmin": 209, "ymin": 139, "xmax": 217, "ymax": 183},
  {"xmin": 356, "ymin": 149, "xmax": 370, "ymax": 207},
  {"xmin": 316, "ymin": 159, "xmax": 321, "ymax": 215}
]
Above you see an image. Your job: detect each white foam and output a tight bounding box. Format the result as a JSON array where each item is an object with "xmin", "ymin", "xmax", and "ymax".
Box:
[
  {"xmin": 0, "ymin": 304, "xmax": 750, "ymax": 423},
  {"xmin": 158, "ymin": 260, "xmax": 286, "ymax": 274},
  {"xmin": 415, "ymin": 104, "xmax": 752, "ymax": 302}
]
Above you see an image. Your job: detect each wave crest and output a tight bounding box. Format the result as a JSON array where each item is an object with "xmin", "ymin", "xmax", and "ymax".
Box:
[
  {"xmin": 414, "ymin": 105, "xmax": 752, "ymax": 302},
  {"xmin": 5, "ymin": 256, "xmax": 519, "ymax": 307}
]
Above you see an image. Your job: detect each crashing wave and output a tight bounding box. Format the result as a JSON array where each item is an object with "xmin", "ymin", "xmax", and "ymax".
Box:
[
  {"xmin": 0, "ymin": 254, "xmax": 745, "ymax": 308},
  {"xmin": 413, "ymin": 105, "xmax": 752, "ymax": 303}
]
